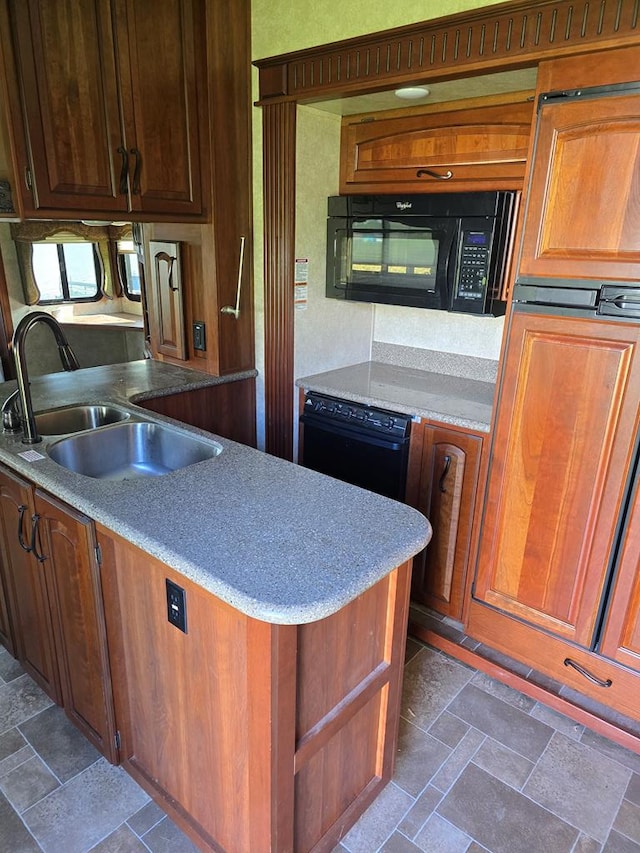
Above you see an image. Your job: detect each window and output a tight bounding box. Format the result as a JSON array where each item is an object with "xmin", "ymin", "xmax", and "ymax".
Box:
[
  {"xmin": 32, "ymin": 242, "xmax": 101, "ymax": 303},
  {"xmin": 117, "ymin": 240, "xmax": 142, "ymax": 302}
]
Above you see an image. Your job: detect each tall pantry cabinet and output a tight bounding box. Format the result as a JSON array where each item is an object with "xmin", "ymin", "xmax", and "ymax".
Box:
[{"xmin": 468, "ymin": 47, "xmax": 640, "ymax": 722}]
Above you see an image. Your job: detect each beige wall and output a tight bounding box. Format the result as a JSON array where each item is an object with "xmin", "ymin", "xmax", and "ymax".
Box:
[{"xmin": 249, "ymin": 2, "xmax": 505, "ymax": 447}]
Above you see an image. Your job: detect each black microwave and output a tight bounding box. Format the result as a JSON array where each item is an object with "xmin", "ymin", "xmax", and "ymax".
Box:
[{"xmin": 326, "ymin": 191, "xmax": 518, "ymax": 316}]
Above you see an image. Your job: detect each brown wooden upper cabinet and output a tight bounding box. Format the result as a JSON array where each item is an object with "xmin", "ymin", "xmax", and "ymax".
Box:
[
  {"xmin": 518, "ymin": 87, "xmax": 640, "ymax": 282},
  {"xmin": 6, "ymin": 0, "xmax": 208, "ymax": 220},
  {"xmin": 340, "ymin": 98, "xmax": 534, "ymax": 194}
]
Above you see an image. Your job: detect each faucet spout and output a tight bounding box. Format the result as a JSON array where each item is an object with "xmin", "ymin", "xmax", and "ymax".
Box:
[{"xmin": 2, "ymin": 311, "xmax": 80, "ymax": 444}]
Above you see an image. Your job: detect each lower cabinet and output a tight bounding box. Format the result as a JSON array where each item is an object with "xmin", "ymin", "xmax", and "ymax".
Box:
[
  {"xmin": 98, "ymin": 527, "xmax": 411, "ymax": 853},
  {"xmin": 0, "ymin": 465, "xmax": 116, "ymax": 760},
  {"xmin": 0, "ymin": 467, "xmax": 60, "ymax": 701},
  {"xmin": 406, "ymin": 421, "xmax": 484, "ymax": 622}
]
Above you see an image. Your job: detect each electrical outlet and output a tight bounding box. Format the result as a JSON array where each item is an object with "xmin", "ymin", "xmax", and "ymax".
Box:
[
  {"xmin": 166, "ymin": 579, "xmax": 187, "ymax": 633},
  {"xmin": 193, "ymin": 321, "xmax": 206, "ymax": 351}
]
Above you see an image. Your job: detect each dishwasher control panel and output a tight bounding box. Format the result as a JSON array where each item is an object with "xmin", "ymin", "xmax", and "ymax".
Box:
[{"xmin": 302, "ymin": 393, "xmax": 411, "ymax": 438}]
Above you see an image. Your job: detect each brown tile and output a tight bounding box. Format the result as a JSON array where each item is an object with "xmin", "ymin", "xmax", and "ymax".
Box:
[
  {"xmin": 472, "ymin": 737, "xmax": 534, "ymax": 790},
  {"xmin": 414, "ymin": 813, "xmax": 472, "ymax": 852},
  {"xmin": 614, "ymin": 800, "xmax": 640, "ymax": 845},
  {"xmin": 401, "ymin": 647, "xmax": 472, "ymax": 732},
  {"xmin": 398, "ymin": 785, "xmax": 443, "ymax": 839},
  {"xmin": 446, "ymin": 683, "xmax": 553, "ymax": 761},
  {"xmin": 523, "ymin": 732, "xmax": 631, "ymax": 842},
  {"xmin": 474, "ymin": 643, "xmax": 531, "ymax": 678},
  {"xmin": 394, "ymin": 718, "xmax": 451, "ymax": 797},
  {"xmin": 341, "ymin": 782, "xmax": 414, "ymax": 853},
  {"xmin": 603, "ymin": 830, "xmax": 640, "ymax": 852},
  {"xmin": 0, "ymin": 791, "xmax": 40, "ymax": 853},
  {"xmin": 405, "ymin": 638, "xmax": 423, "ymax": 664},
  {"xmin": 573, "ymin": 835, "xmax": 603, "ymax": 853},
  {"xmin": 437, "ymin": 763, "xmax": 578, "ymax": 853}
]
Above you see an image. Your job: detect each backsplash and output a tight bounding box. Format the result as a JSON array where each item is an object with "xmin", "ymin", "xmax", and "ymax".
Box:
[{"xmin": 372, "ymin": 342, "xmax": 499, "ymax": 383}]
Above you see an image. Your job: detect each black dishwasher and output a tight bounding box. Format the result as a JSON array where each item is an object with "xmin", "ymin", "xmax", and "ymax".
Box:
[{"xmin": 300, "ymin": 392, "xmax": 412, "ymax": 501}]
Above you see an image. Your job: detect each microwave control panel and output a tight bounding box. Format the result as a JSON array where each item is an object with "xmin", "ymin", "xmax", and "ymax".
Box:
[{"xmin": 452, "ymin": 227, "xmax": 493, "ymax": 312}]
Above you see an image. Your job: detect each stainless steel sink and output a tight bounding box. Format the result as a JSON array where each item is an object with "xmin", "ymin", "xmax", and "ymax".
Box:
[
  {"xmin": 35, "ymin": 404, "xmax": 129, "ymax": 436},
  {"xmin": 48, "ymin": 421, "xmax": 222, "ymax": 480}
]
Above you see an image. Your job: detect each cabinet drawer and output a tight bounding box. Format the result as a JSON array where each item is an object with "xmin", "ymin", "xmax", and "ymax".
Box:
[{"xmin": 467, "ymin": 599, "xmax": 640, "ymax": 722}]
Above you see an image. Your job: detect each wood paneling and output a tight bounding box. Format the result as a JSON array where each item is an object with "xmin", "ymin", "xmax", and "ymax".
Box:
[
  {"xmin": 474, "ymin": 312, "xmax": 640, "ymax": 647},
  {"xmin": 137, "ymin": 378, "xmax": 257, "ymax": 447},
  {"xmin": 256, "ymin": 0, "xmax": 640, "ymax": 103},
  {"xmin": 99, "ymin": 522, "xmax": 411, "ymax": 852},
  {"xmin": 262, "ymin": 100, "xmax": 296, "ymax": 460}
]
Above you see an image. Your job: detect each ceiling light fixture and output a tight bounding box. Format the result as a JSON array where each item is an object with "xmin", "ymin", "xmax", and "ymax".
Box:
[{"xmin": 394, "ymin": 86, "xmax": 430, "ymax": 100}]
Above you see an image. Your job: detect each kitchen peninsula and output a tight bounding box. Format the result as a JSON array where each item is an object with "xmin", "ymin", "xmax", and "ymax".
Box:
[{"xmin": 0, "ymin": 360, "xmax": 431, "ymax": 853}]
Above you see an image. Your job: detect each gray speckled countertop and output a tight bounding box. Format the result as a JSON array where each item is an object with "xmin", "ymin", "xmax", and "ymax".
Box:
[
  {"xmin": 0, "ymin": 361, "xmax": 430, "ymax": 625},
  {"xmin": 296, "ymin": 360, "xmax": 496, "ymax": 433}
]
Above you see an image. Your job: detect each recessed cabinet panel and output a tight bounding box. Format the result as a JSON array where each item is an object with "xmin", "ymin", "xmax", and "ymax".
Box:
[
  {"xmin": 519, "ymin": 92, "xmax": 640, "ymax": 281},
  {"xmin": 148, "ymin": 240, "xmax": 187, "ymax": 361},
  {"xmin": 474, "ymin": 313, "xmax": 640, "ymax": 647},
  {"xmin": 340, "ymin": 100, "xmax": 533, "ymax": 194},
  {"xmin": 408, "ymin": 423, "xmax": 483, "ymax": 621},
  {"xmin": 10, "ymin": 0, "xmax": 124, "ymax": 211}
]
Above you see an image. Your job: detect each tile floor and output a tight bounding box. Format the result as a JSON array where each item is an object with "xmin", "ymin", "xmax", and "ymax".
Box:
[{"xmin": 1, "ymin": 639, "xmax": 639, "ymax": 853}]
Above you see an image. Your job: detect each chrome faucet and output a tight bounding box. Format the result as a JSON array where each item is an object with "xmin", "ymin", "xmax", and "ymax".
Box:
[{"xmin": 1, "ymin": 311, "xmax": 80, "ymax": 444}]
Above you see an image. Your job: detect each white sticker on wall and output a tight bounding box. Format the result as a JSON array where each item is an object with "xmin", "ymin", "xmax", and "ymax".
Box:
[{"xmin": 294, "ymin": 257, "xmax": 309, "ymax": 310}]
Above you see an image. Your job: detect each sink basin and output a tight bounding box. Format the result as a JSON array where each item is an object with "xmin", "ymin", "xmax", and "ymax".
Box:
[
  {"xmin": 48, "ymin": 421, "xmax": 222, "ymax": 480},
  {"xmin": 35, "ymin": 404, "xmax": 129, "ymax": 436}
]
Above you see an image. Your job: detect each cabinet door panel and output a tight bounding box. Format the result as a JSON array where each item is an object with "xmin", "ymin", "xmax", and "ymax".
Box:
[
  {"xmin": 475, "ymin": 313, "xmax": 640, "ymax": 647},
  {"xmin": 114, "ymin": 0, "xmax": 205, "ymax": 216},
  {"xmin": 0, "ymin": 556, "xmax": 15, "ymax": 655},
  {"xmin": 599, "ymin": 482, "xmax": 640, "ymax": 672},
  {"xmin": 0, "ymin": 469, "xmax": 60, "ymax": 700},
  {"xmin": 10, "ymin": 0, "xmax": 125, "ymax": 212},
  {"xmin": 409, "ymin": 424, "xmax": 483, "ymax": 621},
  {"xmin": 35, "ymin": 491, "xmax": 116, "ymax": 760},
  {"xmin": 519, "ymin": 93, "xmax": 640, "ymax": 281}
]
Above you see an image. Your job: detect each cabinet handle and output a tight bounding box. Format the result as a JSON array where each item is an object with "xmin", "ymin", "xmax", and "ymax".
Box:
[
  {"xmin": 439, "ymin": 455, "xmax": 451, "ymax": 493},
  {"xmin": 117, "ymin": 146, "xmax": 129, "ymax": 194},
  {"xmin": 416, "ymin": 168, "xmax": 453, "ymax": 181},
  {"xmin": 155, "ymin": 251, "xmax": 177, "ymax": 291},
  {"xmin": 563, "ymin": 657, "xmax": 612, "ymax": 688},
  {"xmin": 29, "ymin": 514, "xmax": 46, "ymax": 563},
  {"xmin": 17, "ymin": 504, "xmax": 31, "ymax": 552},
  {"xmin": 221, "ymin": 236, "xmax": 246, "ymax": 320},
  {"xmin": 130, "ymin": 147, "xmax": 142, "ymax": 195}
]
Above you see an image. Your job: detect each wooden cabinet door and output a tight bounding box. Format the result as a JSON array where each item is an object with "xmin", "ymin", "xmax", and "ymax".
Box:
[
  {"xmin": 113, "ymin": 0, "xmax": 206, "ymax": 217},
  {"xmin": 518, "ymin": 90, "xmax": 640, "ymax": 282},
  {"xmin": 599, "ymin": 480, "xmax": 640, "ymax": 673},
  {"xmin": 148, "ymin": 240, "xmax": 187, "ymax": 360},
  {"xmin": 408, "ymin": 423, "xmax": 483, "ymax": 621},
  {"xmin": 9, "ymin": 0, "xmax": 126, "ymax": 213},
  {"xmin": 34, "ymin": 490, "xmax": 116, "ymax": 761},
  {"xmin": 340, "ymin": 100, "xmax": 533, "ymax": 194},
  {"xmin": 0, "ymin": 553, "xmax": 16, "ymax": 655},
  {"xmin": 474, "ymin": 312, "xmax": 640, "ymax": 648},
  {"xmin": 0, "ymin": 468, "xmax": 60, "ymax": 700}
]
